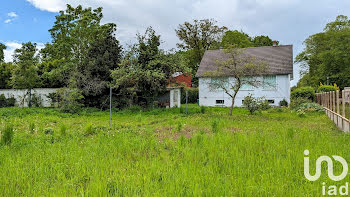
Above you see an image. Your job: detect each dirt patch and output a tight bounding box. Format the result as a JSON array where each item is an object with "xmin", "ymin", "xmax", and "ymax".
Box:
[{"xmin": 154, "ymin": 126, "xmax": 196, "ymax": 142}]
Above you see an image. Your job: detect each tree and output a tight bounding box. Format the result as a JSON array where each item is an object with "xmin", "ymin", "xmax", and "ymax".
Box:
[
  {"xmin": 204, "ymin": 47, "xmax": 268, "ymax": 115},
  {"xmin": 11, "ymin": 42, "xmax": 41, "ymax": 107},
  {"xmin": 112, "ymin": 27, "xmax": 187, "ymax": 107},
  {"xmin": 0, "ymin": 43, "xmax": 6, "ymax": 62},
  {"xmin": 252, "ymin": 35, "xmax": 275, "ymax": 47},
  {"xmin": 175, "ymin": 19, "xmax": 227, "ymax": 83},
  {"xmin": 296, "ymin": 15, "xmax": 350, "ymax": 89},
  {"xmin": 221, "ymin": 30, "xmax": 253, "ymax": 48},
  {"xmin": 0, "ymin": 63, "xmax": 13, "ymax": 89}
]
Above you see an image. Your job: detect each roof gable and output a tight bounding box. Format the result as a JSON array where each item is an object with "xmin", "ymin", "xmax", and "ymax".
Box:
[{"xmin": 196, "ymin": 45, "xmax": 293, "ymax": 78}]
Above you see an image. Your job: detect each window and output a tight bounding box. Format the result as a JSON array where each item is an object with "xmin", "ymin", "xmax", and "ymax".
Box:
[
  {"xmin": 216, "ymin": 100, "xmax": 224, "ymax": 104},
  {"xmin": 263, "ymin": 75, "xmax": 277, "ymax": 90},
  {"xmin": 209, "ymin": 77, "xmax": 229, "ymax": 91},
  {"xmin": 241, "ymin": 77, "xmax": 254, "ymax": 90},
  {"xmin": 268, "ymin": 100, "xmax": 275, "ymax": 104}
]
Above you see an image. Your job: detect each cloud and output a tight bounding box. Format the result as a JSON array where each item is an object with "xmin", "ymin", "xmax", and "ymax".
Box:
[
  {"xmin": 4, "ymin": 12, "xmax": 18, "ymax": 24},
  {"xmin": 3, "ymin": 42, "xmax": 45, "ymax": 62},
  {"xmin": 25, "ymin": 0, "xmax": 350, "ymax": 85}
]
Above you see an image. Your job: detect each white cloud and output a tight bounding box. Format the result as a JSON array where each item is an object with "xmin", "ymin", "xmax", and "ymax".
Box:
[
  {"xmin": 4, "ymin": 12, "xmax": 18, "ymax": 24},
  {"xmin": 8, "ymin": 12, "xmax": 18, "ymax": 18},
  {"xmin": 3, "ymin": 42, "xmax": 45, "ymax": 63},
  {"xmin": 25, "ymin": 0, "xmax": 350, "ymax": 85}
]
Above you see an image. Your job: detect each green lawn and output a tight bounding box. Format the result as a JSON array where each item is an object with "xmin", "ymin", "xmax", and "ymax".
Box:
[{"xmin": 0, "ymin": 105, "xmax": 348, "ymax": 196}]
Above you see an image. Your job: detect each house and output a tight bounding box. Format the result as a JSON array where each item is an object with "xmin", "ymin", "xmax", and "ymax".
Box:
[
  {"xmin": 169, "ymin": 72, "xmax": 191, "ymax": 87},
  {"xmin": 196, "ymin": 45, "xmax": 293, "ymax": 107}
]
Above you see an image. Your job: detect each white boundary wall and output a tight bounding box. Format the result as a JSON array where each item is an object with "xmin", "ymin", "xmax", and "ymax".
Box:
[{"xmin": 0, "ymin": 88, "xmax": 58, "ymax": 107}]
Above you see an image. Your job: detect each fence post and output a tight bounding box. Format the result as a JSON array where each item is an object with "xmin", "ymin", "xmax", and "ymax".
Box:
[
  {"xmin": 337, "ymin": 90, "xmax": 340, "ymax": 114},
  {"xmin": 343, "ymin": 90, "xmax": 346, "ymax": 117},
  {"xmin": 333, "ymin": 91, "xmax": 336, "ymax": 112}
]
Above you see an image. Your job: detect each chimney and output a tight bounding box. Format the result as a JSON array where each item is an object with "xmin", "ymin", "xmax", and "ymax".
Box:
[{"xmin": 272, "ymin": 40, "xmax": 278, "ymax": 47}]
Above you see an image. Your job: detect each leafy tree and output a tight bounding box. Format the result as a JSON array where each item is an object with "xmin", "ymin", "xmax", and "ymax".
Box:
[
  {"xmin": 204, "ymin": 46, "xmax": 268, "ymax": 115},
  {"xmin": 11, "ymin": 42, "xmax": 41, "ymax": 107},
  {"xmin": 252, "ymin": 35, "xmax": 276, "ymax": 47},
  {"xmin": 296, "ymin": 15, "xmax": 350, "ymax": 89},
  {"xmin": 221, "ymin": 30, "xmax": 252, "ymax": 48},
  {"xmin": 0, "ymin": 63, "xmax": 13, "ymax": 89},
  {"xmin": 112, "ymin": 27, "xmax": 187, "ymax": 107},
  {"xmin": 0, "ymin": 43, "xmax": 6, "ymax": 62},
  {"xmin": 175, "ymin": 19, "xmax": 227, "ymax": 84}
]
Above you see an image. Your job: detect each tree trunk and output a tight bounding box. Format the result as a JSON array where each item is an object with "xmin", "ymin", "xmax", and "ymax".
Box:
[
  {"xmin": 28, "ymin": 89, "xmax": 32, "ymax": 108},
  {"xmin": 230, "ymin": 97, "xmax": 235, "ymax": 116}
]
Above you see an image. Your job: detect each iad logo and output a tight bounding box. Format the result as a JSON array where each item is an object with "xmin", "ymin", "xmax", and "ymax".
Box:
[{"xmin": 304, "ymin": 150, "xmax": 348, "ymax": 181}]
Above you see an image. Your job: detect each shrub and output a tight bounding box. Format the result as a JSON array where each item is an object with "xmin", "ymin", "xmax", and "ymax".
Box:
[
  {"xmin": 279, "ymin": 99, "xmax": 288, "ymax": 107},
  {"xmin": 1, "ymin": 125, "xmax": 14, "ymax": 145},
  {"xmin": 181, "ymin": 87, "xmax": 199, "ymax": 104},
  {"xmin": 0, "ymin": 94, "xmax": 16, "ymax": 108},
  {"xmin": 242, "ymin": 95, "xmax": 260, "ymax": 114},
  {"xmin": 200, "ymin": 106, "xmax": 206, "ymax": 114},
  {"xmin": 294, "ymin": 103, "xmax": 325, "ymax": 113},
  {"xmin": 317, "ymin": 85, "xmax": 337, "ymax": 93},
  {"xmin": 56, "ymin": 88, "xmax": 84, "ymax": 113},
  {"xmin": 291, "ymin": 87, "xmax": 315, "ymax": 101},
  {"xmin": 29, "ymin": 93, "xmax": 43, "ymax": 107},
  {"xmin": 290, "ymin": 97, "xmax": 311, "ymax": 110},
  {"xmin": 259, "ymin": 99, "xmax": 271, "ymax": 110}
]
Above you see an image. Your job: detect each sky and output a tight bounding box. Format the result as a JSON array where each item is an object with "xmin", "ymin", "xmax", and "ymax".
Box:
[{"xmin": 1, "ymin": 0, "xmax": 350, "ymax": 86}]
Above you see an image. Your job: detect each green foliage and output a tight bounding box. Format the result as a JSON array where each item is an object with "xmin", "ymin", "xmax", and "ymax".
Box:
[
  {"xmin": 1, "ymin": 125, "xmax": 14, "ymax": 145},
  {"xmin": 59, "ymin": 124, "xmax": 67, "ymax": 136},
  {"xmin": 44, "ymin": 128, "xmax": 54, "ymax": 135},
  {"xmin": 200, "ymin": 106, "xmax": 206, "ymax": 114},
  {"xmin": 56, "ymin": 88, "xmax": 84, "ymax": 113},
  {"xmin": 0, "ymin": 94, "xmax": 16, "ymax": 107},
  {"xmin": 296, "ymin": 15, "xmax": 350, "ymax": 89},
  {"xmin": 211, "ymin": 119, "xmax": 219, "ymax": 133},
  {"xmin": 291, "ymin": 87, "xmax": 315, "ymax": 101},
  {"xmin": 112, "ymin": 27, "xmax": 187, "ymax": 107},
  {"xmin": 221, "ymin": 30, "xmax": 252, "ymax": 48},
  {"xmin": 279, "ymin": 99, "xmax": 289, "ymax": 107},
  {"xmin": 29, "ymin": 93, "xmax": 43, "ymax": 107},
  {"xmin": 85, "ymin": 124, "xmax": 95, "ymax": 136},
  {"xmin": 317, "ymin": 84, "xmax": 337, "ymax": 93},
  {"xmin": 252, "ymin": 35, "xmax": 276, "ymax": 47},
  {"xmin": 11, "ymin": 42, "xmax": 41, "ymax": 90},
  {"xmin": 0, "ymin": 43, "xmax": 6, "ymax": 62},
  {"xmin": 0, "ymin": 62, "xmax": 13, "ymax": 89},
  {"xmin": 243, "ymin": 95, "xmax": 271, "ymax": 114},
  {"xmin": 181, "ymin": 87, "xmax": 199, "ymax": 104},
  {"xmin": 177, "ymin": 122, "xmax": 182, "ymax": 132},
  {"xmin": 290, "ymin": 97, "xmax": 312, "ymax": 110},
  {"xmin": 242, "ymin": 95, "xmax": 261, "ymax": 114},
  {"xmin": 29, "ymin": 122, "xmax": 35, "ymax": 134},
  {"xmin": 294, "ymin": 103, "xmax": 325, "ymax": 113}
]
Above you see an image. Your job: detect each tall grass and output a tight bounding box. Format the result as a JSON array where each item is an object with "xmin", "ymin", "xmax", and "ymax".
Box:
[{"xmin": 0, "ymin": 105, "xmax": 345, "ymax": 196}]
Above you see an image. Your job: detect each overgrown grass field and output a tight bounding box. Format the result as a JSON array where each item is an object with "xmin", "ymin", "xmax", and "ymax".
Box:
[{"xmin": 0, "ymin": 105, "xmax": 349, "ymax": 196}]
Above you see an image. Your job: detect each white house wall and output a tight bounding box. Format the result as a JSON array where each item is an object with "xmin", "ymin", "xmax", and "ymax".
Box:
[{"xmin": 199, "ymin": 75, "xmax": 291, "ymax": 107}]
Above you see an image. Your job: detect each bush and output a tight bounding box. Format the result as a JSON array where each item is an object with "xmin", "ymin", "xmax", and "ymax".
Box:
[
  {"xmin": 317, "ymin": 85, "xmax": 337, "ymax": 93},
  {"xmin": 279, "ymin": 99, "xmax": 288, "ymax": 107},
  {"xmin": 181, "ymin": 87, "xmax": 199, "ymax": 104},
  {"xmin": 242, "ymin": 95, "xmax": 271, "ymax": 114},
  {"xmin": 259, "ymin": 99, "xmax": 271, "ymax": 110},
  {"xmin": 242, "ymin": 95, "xmax": 260, "ymax": 114},
  {"xmin": 0, "ymin": 94, "xmax": 16, "ymax": 108},
  {"xmin": 56, "ymin": 88, "xmax": 84, "ymax": 113},
  {"xmin": 290, "ymin": 97, "xmax": 312, "ymax": 110},
  {"xmin": 291, "ymin": 87, "xmax": 315, "ymax": 101},
  {"xmin": 1, "ymin": 125, "xmax": 14, "ymax": 145},
  {"xmin": 29, "ymin": 93, "xmax": 43, "ymax": 107},
  {"xmin": 294, "ymin": 103, "xmax": 325, "ymax": 113}
]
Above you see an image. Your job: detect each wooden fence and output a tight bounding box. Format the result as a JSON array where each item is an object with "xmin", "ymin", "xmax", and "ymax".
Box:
[{"xmin": 316, "ymin": 90, "xmax": 350, "ymax": 132}]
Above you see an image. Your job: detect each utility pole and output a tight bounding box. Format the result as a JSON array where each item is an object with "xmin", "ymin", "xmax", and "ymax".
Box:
[
  {"xmin": 109, "ymin": 87, "xmax": 112, "ymax": 128},
  {"xmin": 186, "ymin": 90, "xmax": 188, "ymax": 115}
]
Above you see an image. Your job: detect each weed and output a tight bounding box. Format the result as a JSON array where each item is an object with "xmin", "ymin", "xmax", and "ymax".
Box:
[{"xmin": 1, "ymin": 125, "xmax": 14, "ymax": 145}]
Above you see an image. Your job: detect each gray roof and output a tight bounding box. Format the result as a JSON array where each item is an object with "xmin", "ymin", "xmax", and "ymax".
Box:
[{"xmin": 196, "ymin": 45, "xmax": 293, "ymax": 78}]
